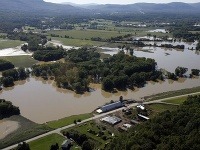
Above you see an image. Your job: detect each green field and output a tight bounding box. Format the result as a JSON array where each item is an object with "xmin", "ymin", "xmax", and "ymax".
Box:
[
  {"xmin": 0, "ymin": 39, "xmax": 24, "ymax": 49},
  {"xmin": 0, "ymin": 56, "xmax": 38, "ymax": 68},
  {"xmin": 147, "ymin": 103, "xmax": 178, "ymax": 117},
  {"xmin": 29, "ymin": 134, "xmax": 65, "ymax": 150},
  {"xmin": 146, "ymin": 86, "xmax": 200, "ymax": 101},
  {"xmin": 51, "ymin": 37, "xmax": 106, "ymax": 47},
  {"xmin": 46, "ymin": 113, "xmax": 93, "ymax": 129},
  {"xmin": 163, "ymin": 97, "xmax": 187, "ymax": 104},
  {"xmin": 48, "ymin": 29, "xmax": 127, "ymax": 40}
]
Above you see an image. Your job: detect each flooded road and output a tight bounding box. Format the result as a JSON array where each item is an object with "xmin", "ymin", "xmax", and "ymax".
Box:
[{"xmin": 0, "ymin": 77, "xmax": 200, "ymax": 124}]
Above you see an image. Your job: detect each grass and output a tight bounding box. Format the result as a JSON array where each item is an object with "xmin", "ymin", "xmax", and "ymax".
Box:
[
  {"xmin": 147, "ymin": 103, "xmax": 178, "ymax": 117},
  {"xmin": 146, "ymin": 86, "xmax": 200, "ymax": 101},
  {"xmin": 0, "ymin": 115, "xmax": 52, "ymax": 149},
  {"xmin": 46, "ymin": 113, "xmax": 93, "ymax": 129},
  {"xmin": 0, "ymin": 56, "xmax": 38, "ymax": 68},
  {"xmin": 163, "ymin": 97, "xmax": 188, "ymax": 104},
  {"xmin": 29, "ymin": 134, "xmax": 66, "ymax": 150},
  {"xmin": 48, "ymin": 29, "xmax": 127, "ymax": 40},
  {"xmin": 0, "ymin": 39, "xmax": 24, "ymax": 49},
  {"xmin": 51, "ymin": 37, "xmax": 106, "ymax": 47}
]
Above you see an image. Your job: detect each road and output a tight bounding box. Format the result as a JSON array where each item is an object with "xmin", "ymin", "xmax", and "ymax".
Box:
[{"xmin": 2, "ymin": 91, "xmax": 200, "ymax": 150}]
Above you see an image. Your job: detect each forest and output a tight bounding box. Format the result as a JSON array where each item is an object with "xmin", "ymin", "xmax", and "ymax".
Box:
[
  {"xmin": 106, "ymin": 95, "xmax": 200, "ymax": 150},
  {"xmin": 31, "ymin": 48, "xmax": 162, "ymax": 93}
]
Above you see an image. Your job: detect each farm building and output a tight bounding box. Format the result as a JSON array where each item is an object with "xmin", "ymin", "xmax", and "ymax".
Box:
[
  {"xmin": 100, "ymin": 116, "xmax": 122, "ymax": 125},
  {"xmin": 96, "ymin": 101, "xmax": 124, "ymax": 113},
  {"xmin": 138, "ymin": 114, "xmax": 150, "ymax": 120}
]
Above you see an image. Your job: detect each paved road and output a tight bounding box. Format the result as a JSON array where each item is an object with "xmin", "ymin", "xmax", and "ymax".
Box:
[{"xmin": 3, "ymin": 91, "xmax": 200, "ymax": 150}]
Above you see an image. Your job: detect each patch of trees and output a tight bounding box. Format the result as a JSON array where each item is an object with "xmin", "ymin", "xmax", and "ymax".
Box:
[
  {"xmin": 191, "ymin": 69, "xmax": 200, "ymax": 76},
  {"xmin": 63, "ymin": 130, "xmax": 95, "ymax": 150},
  {"xmin": 33, "ymin": 49, "xmax": 66, "ymax": 62},
  {"xmin": 0, "ymin": 59, "xmax": 14, "ymax": 71},
  {"xmin": 0, "ymin": 99, "xmax": 20, "ymax": 119},
  {"xmin": 175, "ymin": 66, "xmax": 188, "ymax": 77},
  {"xmin": 8, "ymin": 32, "xmax": 47, "ymax": 51},
  {"xmin": 172, "ymin": 29, "xmax": 200, "ymax": 42},
  {"xmin": 66, "ymin": 47, "xmax": 100, "ymax": 63},
  {"xmin": 160, "ymin": 44, "xmax": 185, "ymax": 49},
  {"xmin": 106, "ymin": 95, "xmax": 200, "ymax": 150},
  {"xmin": 1, "ymin": 68, "xmax": 30, "ymax": 87},
  {"xmin": 15, "ymin": 142, "xmax": 30, "ymax": 150},
  {"xmin": 196, "ymin": 41, "xmax": 200, "ymax": 50}
]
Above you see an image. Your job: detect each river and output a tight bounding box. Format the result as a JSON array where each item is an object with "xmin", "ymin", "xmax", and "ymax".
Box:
[{"xmin": 0, "ymin": 77, "xmax": 200, "ymax": 124}]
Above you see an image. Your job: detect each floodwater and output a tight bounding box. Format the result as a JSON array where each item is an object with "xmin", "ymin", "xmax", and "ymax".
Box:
[
  {"xmin": 0, "ymin": 77, "xmax": 200, "ymax": 124},
  {"xmin": 147, "ymin": 29, "xmax": 167, "ymax": 33},
  {"xmin": 100, "ymin": 41, "xmax": 200, "ymax": 73}
]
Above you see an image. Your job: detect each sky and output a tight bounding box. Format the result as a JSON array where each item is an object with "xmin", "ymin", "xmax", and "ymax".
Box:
[{"xmin": 44, "ymin": 0, "xmax": 199, "ymax": 4}]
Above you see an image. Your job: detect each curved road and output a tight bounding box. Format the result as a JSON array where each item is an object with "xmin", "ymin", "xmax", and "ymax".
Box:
[{"xmin": 3, "ymin": 91, "xmax": 200, "ymax": 150}]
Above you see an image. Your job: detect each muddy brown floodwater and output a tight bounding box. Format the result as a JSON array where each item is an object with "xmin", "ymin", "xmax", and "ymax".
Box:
[{"xmin": 0, "ymin": 77, "xmax": 200, "ymax": 124}]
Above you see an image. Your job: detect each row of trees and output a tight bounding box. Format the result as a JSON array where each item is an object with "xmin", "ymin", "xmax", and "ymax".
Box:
[
  {"xmin": 106, "ymin": 95, "xmax": 200, "ymax": 150},
  {"xmin": 0, "ymin": 68, "xmax": 30, "ymax": 87},
  {"xmin": 0, "ymin": 99, "xmax": 20, "ymax": 119}
]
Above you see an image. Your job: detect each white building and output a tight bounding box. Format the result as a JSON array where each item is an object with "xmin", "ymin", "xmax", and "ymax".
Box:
[{"xmin": 96, "ymin": 101, "xmax": 124, "ymax": 113}]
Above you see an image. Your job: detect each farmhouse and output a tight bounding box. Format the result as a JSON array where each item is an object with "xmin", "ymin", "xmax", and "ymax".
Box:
[
  {"xmin": 100, "ymin": 116, "xmax": 122, "ymax": 125},
  {"xmin": 96, "ymin": 101, "xmax": 124, "ymax": 113}
]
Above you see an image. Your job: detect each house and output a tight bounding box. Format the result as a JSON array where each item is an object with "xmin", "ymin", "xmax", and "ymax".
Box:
[
  {"xmin": 61, "ymin": 140, "xmax": 72, "ymax": 150},
  {"xmin": 100, "ymin": 116, "xmax": 122, "ymax": 125},
  {"xmin": 96, "ymin": 101, "xmax": 124, "ymax": 113}
]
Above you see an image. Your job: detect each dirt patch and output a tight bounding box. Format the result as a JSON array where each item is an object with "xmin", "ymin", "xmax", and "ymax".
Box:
[{"xmin": 0, "ymin": 120, "xmax": 20, "ymax": 140}]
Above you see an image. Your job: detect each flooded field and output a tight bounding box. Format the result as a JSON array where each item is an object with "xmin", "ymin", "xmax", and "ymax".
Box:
[{"xmin": 0, "ymin": 77, "xmax": 200, "ymax": 123}]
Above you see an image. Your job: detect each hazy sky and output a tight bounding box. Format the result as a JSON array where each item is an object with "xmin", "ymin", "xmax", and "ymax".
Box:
[{"xmin": 44, "ymin": 0, "xmax": 199, "ymax": 4}]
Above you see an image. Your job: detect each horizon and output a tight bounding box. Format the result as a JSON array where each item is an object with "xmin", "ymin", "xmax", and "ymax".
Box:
[{"xmin": 44, "ymin": 0, "xmax": 199, "ymax": 4}]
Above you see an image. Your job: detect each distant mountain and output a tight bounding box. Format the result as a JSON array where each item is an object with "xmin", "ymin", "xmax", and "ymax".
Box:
[
  {"xmin": 0, "ymin": 1, "xmax": 200, "ymax": 16},
  {"xmin": 62, "ymin": 2, "xmax": 97, "ymax": 8},
  {"xmin": 83, "ymin": 2, "xmax": 200, "ymax": 14},
  {"xmin": 0, "ymin": 0, "xmax": 84, "ymax": 15}
]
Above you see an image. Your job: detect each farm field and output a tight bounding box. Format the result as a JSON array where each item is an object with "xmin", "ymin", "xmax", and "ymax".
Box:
[{"xmin": 0, "ymin": 56, "xmax": 38, "ymax": 68}]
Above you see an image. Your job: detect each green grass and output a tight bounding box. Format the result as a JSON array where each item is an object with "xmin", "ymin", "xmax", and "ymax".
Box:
[
  {"xmin": 46, "ymin": 113, "xmax": 93, "ymax": 129},
  {"xmin": 147, "ymin": 103, "xmax": 178, "ymax": 118},
  {"xmin": 51, "ymin": 37, "xmax": 106, "ymax": 47},
  {"xmin": 48, "ymin": 29, "xmax": 127, "ymax": 40},
  {"xmin": 146, "ymin": 86, "xmax": 200, "ymax": 101},
  {"xmin": 29, "ymin": 134, "xmax": 66, "ymax": 150},
  {"xmin": 163, "ymin": 97, "xmax": 188, "ymax": 104},
  {"xmin": 0, "ymin": 39, "xmax": 24, "ymax": 49},
  {"xmin": 0, "ymin": 56, "xmax": 38, "ymax": 68}
]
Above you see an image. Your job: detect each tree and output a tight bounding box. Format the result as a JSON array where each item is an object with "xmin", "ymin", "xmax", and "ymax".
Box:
[
  {"xmin": 102, "ymin": 78, "xmax": 114, "ymax": 91},
  {"xmin": 82, "ymin": 140, "xmax": 94, "ymax": 150},
  {"xmin": 16, "ymin": 142, "xmax": 30, "ymax": 150}
]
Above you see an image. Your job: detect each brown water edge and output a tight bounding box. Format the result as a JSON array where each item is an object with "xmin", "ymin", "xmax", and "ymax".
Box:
[{"xmin": 0, "ymin": 77, "xmax": 200, "ymax": 124}]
